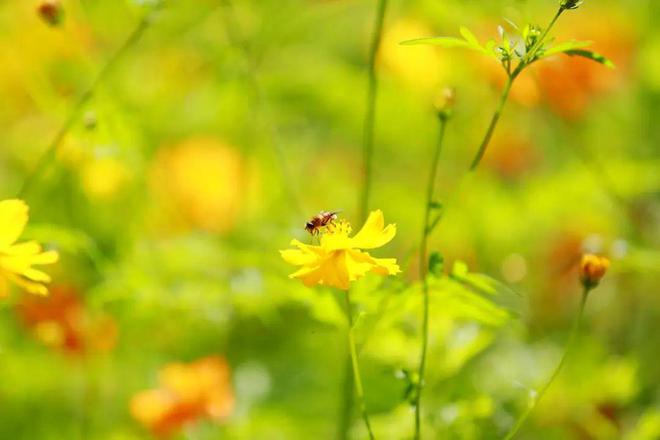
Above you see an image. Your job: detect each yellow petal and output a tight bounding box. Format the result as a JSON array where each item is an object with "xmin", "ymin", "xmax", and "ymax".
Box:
[
  {"xmin": 280, "ymin": 240, "xmax": 321, "ymax": 266},
  {"xmin": 320, "ymin": 251, "xmax": 350, "ymax": 290},
  {"xmin": 0, "ymin": 199, "xmax": 28, "ymax": 248},
  {"xmin": 351, "ymin": 210, "xmax": 396, "ymax": 249},
  {"xmin": 290, "ymin": 265, "xmax": 324, "ymax": 287},
  {"xmin": 3, "ymin": 241, "xmax": 42, "ymax": 256},
  {"xmin": 21, "ymin": 268, "xmax": 52, "ymax": 283},
  {"xmin": 6, "ymin": 273, "xmax": 49, "ymax": 295},
  {"xmin": 31, "ymin": 250, "xmax": 59, "ymax": 265},
  {"xmin": 369, "ymin": 257, "xmax": 401, "ymax": 276},
  {"xmin": 345, "ymin": 249, "xmax": 380, "ymax": 281}
]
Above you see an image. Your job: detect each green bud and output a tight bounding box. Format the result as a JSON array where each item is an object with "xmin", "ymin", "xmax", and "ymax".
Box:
[{"xmin": 560, "ymin": 0, "xmax": 583, "ymax": 10}]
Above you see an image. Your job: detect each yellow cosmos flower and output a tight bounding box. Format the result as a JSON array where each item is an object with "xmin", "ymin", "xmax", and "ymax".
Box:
[
  {"xmin": 280, "ymin": 210, "xmax": 401, "ymax": 290},
  {"xmin": 0, "ymin": 200, "xmax": 59, "ymax": 296}
]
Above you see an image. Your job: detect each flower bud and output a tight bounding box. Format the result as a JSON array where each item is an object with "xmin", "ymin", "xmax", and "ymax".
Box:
[
  {"xmin": 434, "ymin": 87, "xmax": 455, "ymax": 119},
  {"xmin": 560, "ymin": 0, "xmax": 583, "ymax": 11},
  {"xmin": 579, "ymin": 254, "xmax": 609, "ymax": 289},
  {"xmin": 38, "ymin": 0, "xmax": 64, "ymax": 27}
]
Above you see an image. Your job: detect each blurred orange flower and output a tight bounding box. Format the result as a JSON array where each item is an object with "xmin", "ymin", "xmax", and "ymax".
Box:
[
  {"xmin": 535, "ymin": 12, "xmax": 635, "ymax": 120},
  {"xmin": 130, "ymin": 356, "xmax": 234, "ymax": 437},
  {"xmin": 150, "ymin": 137, "xmax": 244, "ymax": 234},
  {"xmin": 16, "ymin": 285, "xmax": 117, "ymax": 355}
]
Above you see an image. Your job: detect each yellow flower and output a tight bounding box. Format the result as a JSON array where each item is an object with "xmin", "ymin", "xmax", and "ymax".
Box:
[
  {"xmin": 280, "ymin": 210, "xmax": 401, "ymax": 290},
  {"xmin": 0, "ymin": 200, "xmax": 59, "ymax": 296}
]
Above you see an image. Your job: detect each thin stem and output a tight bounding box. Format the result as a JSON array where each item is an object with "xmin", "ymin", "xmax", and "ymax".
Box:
[
  {"xmin": 18, "ymin": 11, "xmax": 155, "ymax": 197},
  {"xmin": 219, "ymin": 0, "xmax": 304, "ymax": 216},
  {"xmin": 359, "ymin": 0, "xmax": 388, "ymax": 222},
  {"xmin": 469, "ymin": 75, "xmax": 513, "ymax": 171},
  {"xmin": 345, "ymin": 290, "xmax": 376, "ymax": 440},
  {"xmin": 413, "ymin": 116, "xmax": 448, "ymax": 439},
  {"xmin": 503, "ymin": 286, "xmax": 590, "ymax": 440},
  {"xmin": 469, "ymin": 7, "xmax": 564, "ymax": 171},
  {"xmin": 342, "ymin": 2, "xmax": 388, "ymax": 437}
]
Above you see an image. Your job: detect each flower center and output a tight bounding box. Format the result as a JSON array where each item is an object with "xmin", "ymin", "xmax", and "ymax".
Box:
[{"xmin": 325, "ymin": 219, "xmax": 352, "ymax": 237}]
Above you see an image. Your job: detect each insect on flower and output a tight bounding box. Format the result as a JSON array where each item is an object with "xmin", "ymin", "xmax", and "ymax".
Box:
[
  {"xmin": 304, "ymin": 210, "xmax": 341, "ymax": 235},
  {"xmin": 282, "ymin": 210, "xmax": 400, "ymax": 290}
]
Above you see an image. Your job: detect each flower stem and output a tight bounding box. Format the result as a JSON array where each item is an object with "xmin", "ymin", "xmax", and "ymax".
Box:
[
  {"xmin": 345, "ymin": 290, "xmax": 376, "ymax": 440},
  {"xmin": 468, "ymin": 75, "xmax": 513, "ymax": 171},
  {"xmin": 18, "ymin": 10, "xmax": 156, "ymax": 198},
  {"xmin": 469, "ymin": 7, "xmax": 564, "ymax": 171},
  {"xmin": 342, "ymin": 1, "xmax": 388, "ymax": 437},
  {"xmin": 503, "ymin": 286, "xmax": 590, "ymax": 440},
  {"xmin": 359, "ymin": 0, "xmax": 388, "ymax": 222},
  {"xmin": 414, "ymin": 115, "xmax": 448, "ymax": 439}
]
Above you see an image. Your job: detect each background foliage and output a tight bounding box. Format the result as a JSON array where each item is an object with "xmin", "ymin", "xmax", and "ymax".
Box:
[{"xmin": 0, "ymin": 0, "xmax": 659, "ymax": 439}]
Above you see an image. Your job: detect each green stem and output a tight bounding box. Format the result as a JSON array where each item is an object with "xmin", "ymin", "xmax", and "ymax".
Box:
[
  {"xmin": 219, "ymin": 0, "xmax": 304, "ymax": 216},
  {"xmin": 469, "ymin": 74, "xmax": 513, "ymax": 171},
  {"xmin": 337, "ymin": 354, "xmax": 354, "ymax": 440},
  {"xmin": 18, "ymin": 11, "xmax": 155, "ymax": 198},
  {"xmin": 413, "ymin": 116, "xmax": 448, "ymax": 439},
  {"xmin": 469, "ymin": 7, "xmax": 564, "ymax": 171},
  {"xmin": 345, "ymin": 290, "xmax": 376, "ymax": 440},
  {"xmin": 360, "ymin": 0, "xmax": 388, "ymax": 222},
  {"xmin": 342, "ymin": 1, "xmax": 388, "ymax": 437},
  {"xmin": 503, "ymin": 286, "xmax": 590, "ymax": 440}
]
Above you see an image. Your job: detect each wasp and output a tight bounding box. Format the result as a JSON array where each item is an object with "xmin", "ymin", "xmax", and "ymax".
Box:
[{"xmin": 304, "ymin": 210, "xmax": 341, "ymax": 235}]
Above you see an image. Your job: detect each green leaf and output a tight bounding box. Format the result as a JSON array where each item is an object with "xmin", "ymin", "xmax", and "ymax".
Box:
[
  {"xmin": 564, "ymin": 49, "xmax": 615, "ymax": 68},
  {"xmin": 459, "ymin": 26, "xmax": 481, "ymax": 49},
  {"xmin": 542, "ymin": 40, "xmax": 592, "ymax": 57},
  {"xmin": 400, "ymin": 36, "xmax": 472, "ymax": 49}
]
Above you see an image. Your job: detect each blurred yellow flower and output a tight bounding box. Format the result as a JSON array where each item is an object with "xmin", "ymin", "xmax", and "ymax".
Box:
[
  {"xmin": 379, "ymin": 19, "xmax": 448, "ymax": 93},
  {"xmin": 130, "ymin": 356, "xmax": 234, "ymax": 437},
  {"xmin": 81, "ymin": 158, "xmax": 130, "ymax": 200},
  {"xmin": 150, "ymin": 137, "xmax": 244, "ymax": 234},
  {"xmin": 280, "ymin": 210, "xmax": 400, "ymax": 290},
  {"xmin": 0, "ymin": 199, "xmax": 58, "ymax": 297}
]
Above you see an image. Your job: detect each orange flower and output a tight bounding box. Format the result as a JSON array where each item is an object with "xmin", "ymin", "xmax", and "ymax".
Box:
[
  {"xmin": 579, "ymin": 254, "xmax": 610, "ymax": 289},
  {"xmin": 15, "ymin": 285, "xmax": 117, "ymax": 355},
  {"xmin": 130, "ymin": 356, "xmax": 234, "ymax": 437}
]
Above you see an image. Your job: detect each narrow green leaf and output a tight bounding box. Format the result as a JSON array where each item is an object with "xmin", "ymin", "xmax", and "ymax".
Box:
[
  {"xmin": 542, "ymin": 40, "xmax": 592, "ymax": 57},
  {"xmin": 400, "ymin": 36, "xmax": 471, "ymax": 48},
  {"xmin": 564, "ymin": 49, "xmax": 615, "ymax": 68},
  {"xmin": 459, "ymin": 26, "xmax": 481, "ymax": 49}
]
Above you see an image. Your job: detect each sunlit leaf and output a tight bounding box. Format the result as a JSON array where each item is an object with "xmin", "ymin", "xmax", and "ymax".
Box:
[
  {"xmin": 564, "ymin": 49, "xmax": 615, "ymax": 68},
  {"xmin": 541, "ymin": 40, "xmax": 592, "ymax": 57},
  {"xmin": 459, "ymin": 26, "xmax": 481, "ymax": 49},
  {"xmin": 400, "ymin": 36, "xmax": 472, "ymax": 49}
]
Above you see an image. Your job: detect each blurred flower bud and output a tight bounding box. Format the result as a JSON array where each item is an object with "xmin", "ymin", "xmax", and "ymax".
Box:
[
  {"xmin": 38, "ymin": 0, "xmax": 64, "ymax": 27},
  {"xmin": 579, "ymin": 254, "xmax": 609, "ymax": 289},
  {"xmin": 560, "ymin": 0, "xmax": 583, "ymax": 10},
  {"xmin": 434, "ymin": 87, "xmax": 455, "ymax": 119}
]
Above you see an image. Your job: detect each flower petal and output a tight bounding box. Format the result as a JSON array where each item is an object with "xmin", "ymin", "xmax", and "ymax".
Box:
[
  {"xmin": 0, "ymin": 199, "xmax": 29, "ymax": 248},
  {"xmin": 345, "ymin": 249, "xmax": 379, "ymax": 281},
  {"xmin": 350, "ymin": 210, "xmax": 396, "ymax": 249},
  {"xmin": 369, "ymin": 257, "xmax": 401, "ymax": 276}
]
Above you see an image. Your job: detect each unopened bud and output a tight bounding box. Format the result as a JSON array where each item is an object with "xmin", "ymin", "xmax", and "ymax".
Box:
[
  {"xmin": 434, "ymin": 87, "xmax": 455, "ymax": 119},
  {"xmin": 38, "ymin": 0, "xmax": 64, "ymax": 27},
  {"xmin": 579, "ymin": 254, "xmax": 609, "ymax": 289},
  {"xmin": 560, "ymin": 0, "xmax": 583, "ymax": 11}
]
